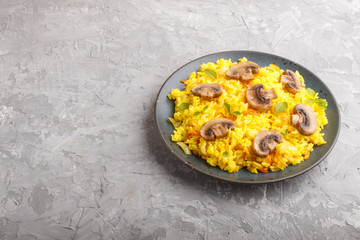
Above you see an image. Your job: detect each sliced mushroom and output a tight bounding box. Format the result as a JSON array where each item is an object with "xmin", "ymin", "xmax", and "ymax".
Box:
[
  {"xmin": 280, "ymin": 69, "xmax": 302, "ymax": 94},
  {"xmin": 200, "ymin": 118, "xmax": 236, "ymax": 141},
  {"xmin": 253, "ymin": 131, "xmax": 283, "ymax": 158},
  {"xmin": 226, "ymin": 61, "xmax": 260, "ymax": 81},
  {"xmin": 191, "ymin": 83, "xmax": 223, "ymax": 100},
  {"xmin": 291, "ymin": 104, "xmax": 318, "ymax": 136},
  {"xmin": 246, "ymin": 84, "xmax": 278, "ymax": 111}
]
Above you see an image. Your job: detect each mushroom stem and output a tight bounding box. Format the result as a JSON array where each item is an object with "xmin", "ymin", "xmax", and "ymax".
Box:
[{"xmin": 291, "ymin": 114, "xmax": 300, "ymax": 126}]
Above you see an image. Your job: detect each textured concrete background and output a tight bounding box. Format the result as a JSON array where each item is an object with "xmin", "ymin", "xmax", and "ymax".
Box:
[{"xmin": 0, "ymin": 0, "xmax": 359, "ymax": 239}]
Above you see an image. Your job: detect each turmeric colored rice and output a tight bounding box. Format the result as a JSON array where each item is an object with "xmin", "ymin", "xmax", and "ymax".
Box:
[{"xmin": 168, "ymin": 58, "xmax": 328, "ymax": 174}]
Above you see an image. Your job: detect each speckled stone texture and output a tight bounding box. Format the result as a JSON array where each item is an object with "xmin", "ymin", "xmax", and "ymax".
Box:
[{"xmin": 0, "ymin": 0, "xmax": 359, "ymax": 239}]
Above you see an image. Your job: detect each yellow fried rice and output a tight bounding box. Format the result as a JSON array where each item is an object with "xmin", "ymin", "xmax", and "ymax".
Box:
[{"xmin": 168, "ymin": 58, "xmax": 328, "ymax": 174}]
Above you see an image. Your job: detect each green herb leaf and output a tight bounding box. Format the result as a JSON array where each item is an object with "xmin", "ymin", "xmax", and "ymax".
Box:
[
  {"xmin": 281, "ymin": 129, "xmax": 288, "ymax": 136},
  {"xmin": 306, "ymin": 88, "xmax": 316, "ymax": 97},
  {"xmin": 224, "ymin": 102, "xmax": 231, "ymax": 113},
  {"xmin": 232, "ymin": 111, "xmax": 241, "ymax": 115},
  {"xmin": 316, "ymin": 98, "xmax": 328, "ymax": 109},
  {"xmin": 194, "ymin": 105, "xmax": 209, "ymax": 116},
  {"xmin": 266, "ymin": 67, "xmax": 274, "ymax": 72},
  {"xmin": 275, "ymin": 102, "xmax": 288, "ymax": 113},
  {"xmin": 204, "ymin": 69, "xmax": 217, "ymax": 79},
  {"xmin": 178, "ymin": 102, "xmax": 189, "ymax": 111},
  {"xmin": 223, "ymin": 152, "xmax": 228, "ymax": 157},
  {"xmin": 306, "ymin": 98, "xmax": 315, "ymax": 105}
]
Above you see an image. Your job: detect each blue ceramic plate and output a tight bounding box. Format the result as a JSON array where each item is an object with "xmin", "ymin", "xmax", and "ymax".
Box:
[{"xmin": 154, "ymin": 51, "xmax": 340, "ymax": 183}]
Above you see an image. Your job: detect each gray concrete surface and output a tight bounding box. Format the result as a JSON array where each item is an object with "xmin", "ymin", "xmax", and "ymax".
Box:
[{"xmin": 0, "ymin": 0, "xmax": 359, "ymax": 239}]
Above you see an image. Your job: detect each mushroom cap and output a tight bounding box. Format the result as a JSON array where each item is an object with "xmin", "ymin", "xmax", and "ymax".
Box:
[
  {"xmin": 253, "ymin": 130, "xmax": 283, "ymax": 158},
  {"xmin": 200, "ymin": 118, "xmax": 236, "ymax": 141},
  {"xmin": 226, "ymin": 61, "xmax": 260, "ymax": 81},
  {"xmin": 280, "ymin": 69, "xmax": 302, "ymax": 94},
  {"xmin": 246, "ymin": 84, "xmax": 278, "ymax": 111},
  {"xmin": 191, "ymin": 83, "xmax": 223, "ymax": 100},
  {"xmin": 292, "ymin": 104, "xmax": 318, "ymax": 136}
]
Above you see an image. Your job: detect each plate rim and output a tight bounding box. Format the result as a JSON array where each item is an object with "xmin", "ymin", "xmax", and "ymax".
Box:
[{"xmin": 154, "ymin": 50, "xmax": 341, "ymax": 184}]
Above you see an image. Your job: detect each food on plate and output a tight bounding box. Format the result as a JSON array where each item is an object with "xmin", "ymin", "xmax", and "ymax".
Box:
[
  {"xmin": 281, "ymin": 69, "xmax": 302, "ymax": 94},
  {"xmin": 199, "ymin": 118, "xmax": 236, "ymax": 141},
  {"xmin": 291, "ymin": 104, "xmax": 318, "ymax": 136},
  {"xmin": 245, "ymin": 84, "xmax": 278, "ymax": 112},
  {"xmin": 191, "ymin": 83, "xmax": 223, "ymax": 100},
  {"xmin": 226, "ymin": 61, "xmax": 260, "ymax": 81},
  {"xmin": 252, "ymin": 131, "xmax": 283, "ymax": 158},
  {"xmin": 168, "ymin": 57, "xmax": 328, "ymax": 174}
]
